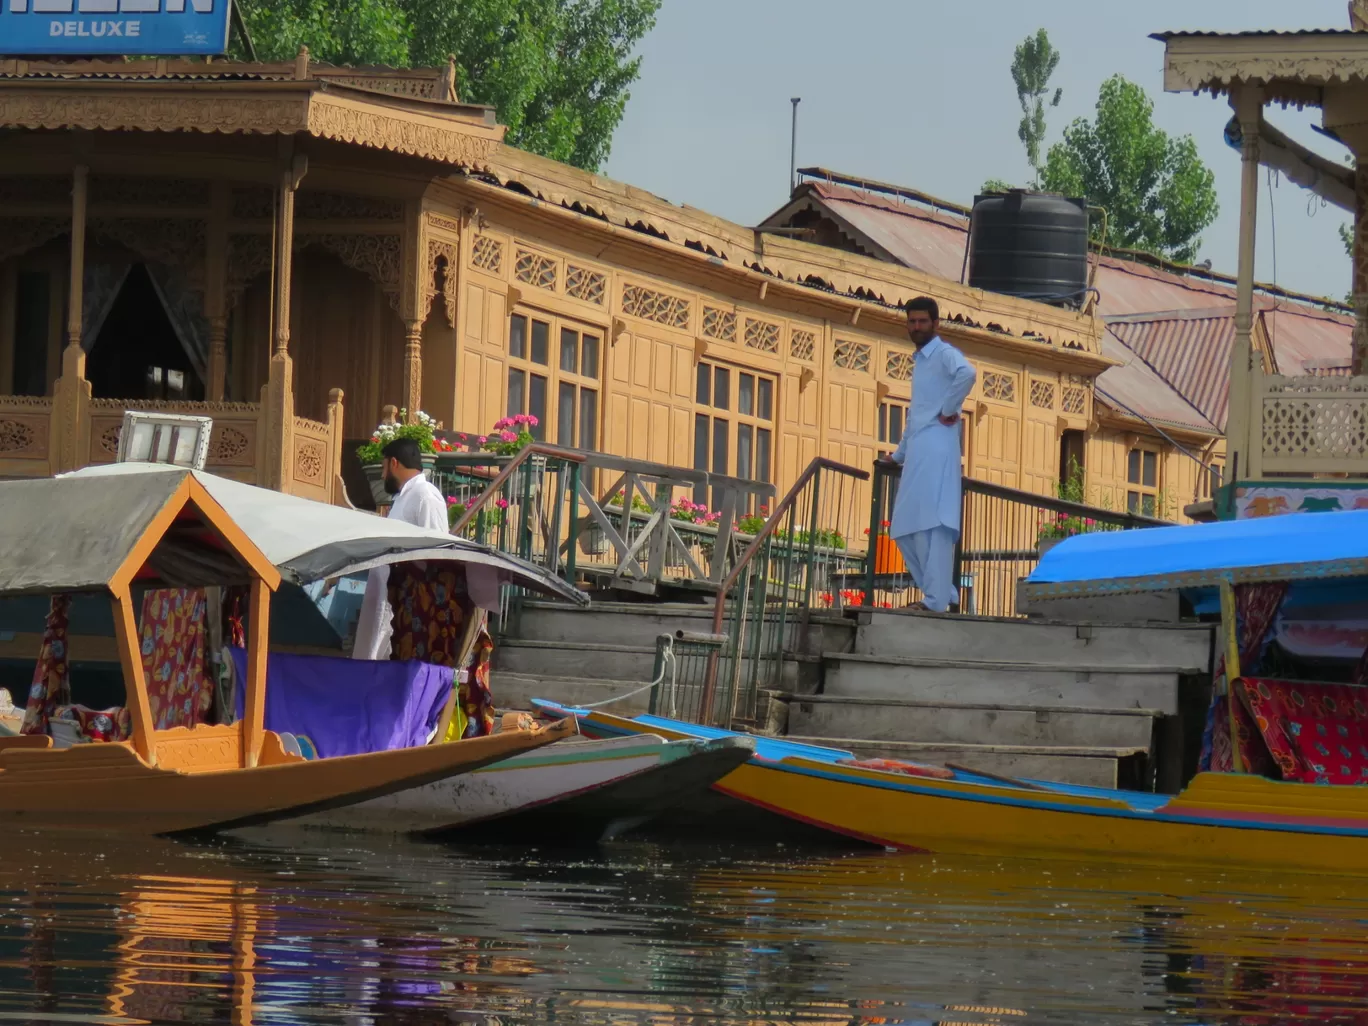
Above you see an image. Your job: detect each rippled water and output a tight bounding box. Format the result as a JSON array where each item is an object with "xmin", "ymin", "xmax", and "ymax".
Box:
[{"xmin": 0, "ymin": 829, "xmax": 1365, "ymax": 1025}]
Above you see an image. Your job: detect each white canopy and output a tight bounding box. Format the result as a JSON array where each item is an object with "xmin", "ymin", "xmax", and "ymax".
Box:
[{"xmin": 62, "ymin": 464, "xmax": 588, "ymax": 605}]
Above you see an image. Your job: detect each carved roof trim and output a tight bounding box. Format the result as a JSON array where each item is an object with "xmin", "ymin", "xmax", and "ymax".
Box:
[{"xmin": 1160, "ymin": 31, "xmax": 1368, "ymax": 93}]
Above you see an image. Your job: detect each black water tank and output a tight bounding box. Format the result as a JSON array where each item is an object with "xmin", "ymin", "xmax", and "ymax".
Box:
[{"xmin": 968, "ymin": 190, "xmax": 1089, "ymax": 308}]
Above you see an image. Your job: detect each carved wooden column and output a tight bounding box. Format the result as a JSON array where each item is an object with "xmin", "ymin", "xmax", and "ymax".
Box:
[
  {"xmin": 51, "ymin": 164, "xmax": 91, "ymax": 474},
  {"xmin": 402, "ymin": 320, "xmax": 423, "ymax": 418},
  {"xmin": 1353, "ymin": 162, "xmax": 1368, "ymax": 376},
  {"xmin": 261, "ymin": 152, "xmax": 306, "ymax": 491},
  {"xmin": 399, "ymin": 200, "xmax": 425, "ymax": 420},
  {"xmin": 1227, "ymin": 86, "xmax": 1263, "ymax": 484},
  {"xmin": 206, "ymin": 181, "xmax": 229, "ymax": 401}
]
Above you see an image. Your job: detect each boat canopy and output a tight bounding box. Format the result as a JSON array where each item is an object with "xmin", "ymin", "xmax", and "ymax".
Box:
[
  {"xmin": 1022, "ymin": 509, "xmax": 1368, "ymax": 600},
  {"xmin": 57, "ymin": 465, "xmax": 588, "ymax": 605}
]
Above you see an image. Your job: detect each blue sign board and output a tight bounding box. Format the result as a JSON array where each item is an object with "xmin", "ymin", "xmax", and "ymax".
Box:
[{"xmin": 0, "ymin": 0, "xmax": 230, "ymax": 56}]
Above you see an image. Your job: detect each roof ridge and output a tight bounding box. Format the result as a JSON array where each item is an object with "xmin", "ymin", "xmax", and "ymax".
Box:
[{"xmin": 1104, "ymin": 306, "xmax": 1234, "ymax": 324}]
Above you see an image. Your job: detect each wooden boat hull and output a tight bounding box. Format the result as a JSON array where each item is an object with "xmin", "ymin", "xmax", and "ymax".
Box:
[
  {"xmin": 262, "ymin": 734, "xmax": 753, "ymax": 841},
  {"xmin": 0, "ymin": 718, "xmax": 575, "ymax": 835},
  {"xmin": 539, "ymin": 704, "xmax": 1368, "ymax": 875}
]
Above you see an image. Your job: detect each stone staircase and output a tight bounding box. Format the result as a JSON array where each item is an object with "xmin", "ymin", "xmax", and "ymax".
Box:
[
  {"xmin": 491, "ymin": 600, "xmax": 1214, "ymax": 789},
  {"xmin": 785, "ymin": 609, "xmax": 1212, "ymax": 787}
]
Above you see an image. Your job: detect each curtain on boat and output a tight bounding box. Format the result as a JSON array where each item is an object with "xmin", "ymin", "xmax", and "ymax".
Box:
[
  {"xmin": 1199, "ymin": 582, "xmax": 1288, "ymax": 774},
  {"xmin": 20, "ymin": 595, "xmax": 71, "ymax": 736},
  {"xmin": 138, "ymin": 589, "xmax": 214, "ymax": 730},
  {"xmin": 387, "ymin": 563, "xmax": 495, "ymax": 739}
]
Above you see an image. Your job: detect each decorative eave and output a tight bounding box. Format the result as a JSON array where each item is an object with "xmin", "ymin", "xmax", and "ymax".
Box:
[
  {"xmin": 1156, "ymin": 30, "xmax": 1368, "ymax": 97},
  {"xmin": 1092, "ymin": 395, "xmax": 1221, "ymax": 442},
  {"xmin": 0, "ymin": 77, "xmax": 504, "ymax": 170}
]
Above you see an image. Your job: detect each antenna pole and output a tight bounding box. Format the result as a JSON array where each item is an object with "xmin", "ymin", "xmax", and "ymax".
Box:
[{"xmin": 789, "ymin": 97, "xmax": 801, "ymax": 195}]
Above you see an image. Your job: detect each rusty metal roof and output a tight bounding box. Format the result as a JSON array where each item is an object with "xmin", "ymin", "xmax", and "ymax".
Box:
[
  {"xmin": 1151, "ymin": 30, "xmax": 1361, "ymax": 40},
  {"xmin": 1097, "ymin": 330, "xmax": 1220, "ymax": 436},
  {"xmin": 1105, "ymin": 308, "xmax": 1234, "ymax": 429}
]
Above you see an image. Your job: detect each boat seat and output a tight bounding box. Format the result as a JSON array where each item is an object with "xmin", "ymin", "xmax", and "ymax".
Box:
[{"xmin": 1238, "ymin": 677, "xmax": 1368, "ymax": 784}]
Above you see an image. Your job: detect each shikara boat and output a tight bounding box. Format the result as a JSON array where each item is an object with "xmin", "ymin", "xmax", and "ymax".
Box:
[
  {"xmin": 0, "ymin": 468, "xmax": 573, "ymax": 835},
  {"xmin": 538, "ymin": 509, "xmax": 1368, "ymax": 875},
  {"xmin": 272, "ymin": 732, "xmax": 755, "ymax": 841}
]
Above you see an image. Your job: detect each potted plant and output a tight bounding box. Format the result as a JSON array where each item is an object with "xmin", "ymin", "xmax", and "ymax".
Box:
[
  {"xmin": 1036, "ymin": 510, "xmax": 1098, "ymax": 554},
  {"xmin": 355, "ymin": 409, "xmax": 451, "ymax": 506},
  {"xmin": 448, "ymin": 495, "xmax": 507, "ymax": 539},
  {"xmin": 865, "ymin": 519, "xmax": 902, "ymax": 573}
]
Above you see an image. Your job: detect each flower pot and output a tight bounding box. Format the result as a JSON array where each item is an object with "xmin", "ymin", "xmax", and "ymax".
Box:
[
  {"xmin": 873, "ymin": 534, "xmax": 904, "ymax": 574},
  {"xmin": 362, "ymin": 456, "xmax": 438, "ymax": 508},
  {"xmin": 1038, "ymin": 536, "xmax": 1065, "ymax": 556},
  {"xmin": 579, "ymin": 523, "xmax": 611, "ymax": 556}
]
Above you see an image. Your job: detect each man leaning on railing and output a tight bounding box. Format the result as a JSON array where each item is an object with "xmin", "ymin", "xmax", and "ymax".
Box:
[{"xmin": 877, "ymin": 297, "xmax": 977, "ymax": 613}]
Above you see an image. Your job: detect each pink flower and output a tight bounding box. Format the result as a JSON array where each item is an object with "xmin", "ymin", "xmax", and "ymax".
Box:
[
  {"xmin": 526, "ymin": 415, "xmax": 539, "ymax": 427},
  {"xmin": 476, "ymin": 436, "xmax": 487, "ymax": 444},
  {"xmin": 457, "ymin": 433, "xmax": 468, "ymax": 441},
  {"xmin": 1084, "ymin": 518, "xmax": 1095, "ymax": 526},
  {"xmin": 492, "ymin": 417, "xmax": 510, "ymax": 430},
  {"xmin": 446, "ymin": 497, "xmax": 459, "ymax": 505},
  {"xmin": 495, "ymin": 498, "xmax": 509, "ymax": 509},
  {"xmin": 500, "ymin": 430, "xmax": 517, "ymax": 442}
]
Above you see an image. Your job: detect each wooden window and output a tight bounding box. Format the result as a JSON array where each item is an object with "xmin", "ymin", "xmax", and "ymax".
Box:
[
  {"xmin": 1127, "ymin": 447, "xmax": 1159, "ymax": 516},
  {"xmin": 1204, "ymin": 461, "xmax": 1224, "ymax": 499},
  {"xmin": 694, "ymin": 358, "xmax": 774, "ymax": 484},
  {"xmin": 877, "ymin": 397, "xmax": 908, "ymax": 458},
  {"xmin": 507, "ymin": 311, "xmax": 601, "ymax": 449}
]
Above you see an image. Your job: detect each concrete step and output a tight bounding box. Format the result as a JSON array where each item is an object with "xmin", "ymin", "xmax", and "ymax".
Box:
[
  {"xmin": 854, "ymin": 609, "xmax": 1211, "ymax": 673},
  {"xmin": 823, "ymin": 652, "xmax": 1181, "ymax": 714},
  {"xmin": 785, "ymin": 694, "xmax": 1159, "ymax": 748},
  {"xmin": 491, "ymin": 671, "xmax": 654, "ymax": 717},
  {"xmin": 783, "ymin": 735, "xmax": 1141, "ymax": 789},
  {"xmin": 493, "ymin": 638, "xmax": 659, "ymax": 682}
]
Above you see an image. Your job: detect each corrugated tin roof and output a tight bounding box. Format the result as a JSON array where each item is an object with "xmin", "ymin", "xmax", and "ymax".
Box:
[
  {"xmin": 1096, "ymin": 329, "xmax": 1220, "ymax": 436},
  {"xmin": 1151, "ymin": 29, "xmax": 1361, "ymax": 40},
  {"xmin": 1105, "ymin": 308, "xmax": 1233, "ymax": 429}
]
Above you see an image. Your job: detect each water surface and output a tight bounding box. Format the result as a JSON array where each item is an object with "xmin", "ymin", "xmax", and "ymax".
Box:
[{"xmin": 0, "ymin": 830, "xmax": 1364, "ymax": 1025}]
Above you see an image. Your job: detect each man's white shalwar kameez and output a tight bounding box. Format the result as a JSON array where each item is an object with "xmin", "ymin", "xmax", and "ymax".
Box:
[
  {"xmin": 888, "ymin": 336, "xmax": 976, "ymax": 612},
  {"xmin": 351, "ymin": 472, "xmax": 448, "ymax": 660}
]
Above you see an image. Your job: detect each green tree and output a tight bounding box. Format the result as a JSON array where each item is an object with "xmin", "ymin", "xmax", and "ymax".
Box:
[
  {"xmin": 234, "ymin": 0, "xmax": 660, "ymax": 171},
  {"xmin": 1011, "ymin": 28, "xmax": 1062, "ymax": 183},
  {"xmin": 1040, "ymin": 75, "xmax": 1218, "ymax": 264}
]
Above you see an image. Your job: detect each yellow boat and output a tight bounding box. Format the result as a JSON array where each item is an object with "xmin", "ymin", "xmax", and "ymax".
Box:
[{"xmin": 540, "ymin": 507, "xmax": 1368, "ymax": 876}]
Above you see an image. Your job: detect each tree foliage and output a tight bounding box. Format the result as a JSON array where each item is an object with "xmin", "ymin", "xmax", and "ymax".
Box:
[
  {"xmin": 1011, "ymin": 28, "xmax": 1061, "ymax": 182},
  {"xmin": 1040, "ymin": 75, "xmax": 1218, "ymax": 264},
  {"xmin": 234, "ymin": 0, "xmax": 660, "ymax": 170}
]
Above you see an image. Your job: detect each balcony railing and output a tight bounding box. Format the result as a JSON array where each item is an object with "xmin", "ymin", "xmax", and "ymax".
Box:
[{"xmin": 1255, "ymin": 372, "xmax": 1368, "ymax": 476}]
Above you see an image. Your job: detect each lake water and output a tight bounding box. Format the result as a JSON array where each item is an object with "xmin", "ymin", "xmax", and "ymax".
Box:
[{"xmin": 0, "ymin": 830, "xmax": 1365, "ymax": 1025}]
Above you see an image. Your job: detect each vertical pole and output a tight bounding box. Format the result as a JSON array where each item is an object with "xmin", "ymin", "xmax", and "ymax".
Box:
[
  {"xmin": 206, "ymin": 181, "xmax": 229, "ymax": 402},
  {"xmin": 242, "ymin": 577, "xmax": 271, "ymax": 768},
  {"xmin": 403, "ymin": 320, "xmax": 423, "ymax": 419},
  {"xmin": 1219, "ymin": 579, "xmax": 1244, "ymax": 774},
  {"xmin": 53, "ymin": 164, "xmax": 91, "ymax": 474},
  {"xmin": 65, "ymin": 165, "xmax": 87, "ymax": 354},
  {"xmin": 110, "ymin": 589, "xmax": 157, "ymax": 766},
  {"xmin": 565, "ymin": 461, "xmax": 580, "ymax": 582},
  {"xmin": 864, "ymin": 463, "xmax": 883, "ymax": 605},
  {"xmin": 1353, "ymin": 162, "xmax": 1368, "ymax": 376},
  {"xmin": 789, "ymin": 98, "xmax": 801, "ymax": 195},
  {"xmin": 262, "ymin": 152, "xmax": 302, "ymax": 491},
  {"xmin": 1228, "ymin": 87, "xmax": 1263, "ymax": 487}
]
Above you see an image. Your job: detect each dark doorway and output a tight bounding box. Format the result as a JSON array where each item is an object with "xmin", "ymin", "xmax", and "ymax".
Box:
[{"xmin": 86, "ymin": 264, "xmax": 204, "ymax": 401}]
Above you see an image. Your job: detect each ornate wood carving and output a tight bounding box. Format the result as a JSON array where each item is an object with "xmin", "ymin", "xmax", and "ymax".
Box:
[
  {"xmin": 306, "ymin": 98, "xmax": 499, "ymax": 168},
  {"xmin": 90, "ymin": 217, "xmax": 206, "ymax": 276},
  {"xmin": 296, "ymin": 191, "xmax": 403, "ymax": 221},
  {"xmin": 293, "ymin": 438, "xmax": 326, "ymax": 484},
  {"xmin": 231, "ymin": 186, "xmax": 275, "ymax": 220},
  {"xmin": 226, "ymin": 233, "xmax": 273, "ymax": 305},
  {"xmin": 0, "ymin": 216, "xmax": 66, "ymax": 261},
  {"xmin": 832, "ymin": 338, "xmax": 871, "ymax": 373},
  {"xmin": 0, "ymin": 93, "xmax": 309, "ymax": 136},
  {"xmin": 885, "ymin": 348, "xmax": 913, "ymax": 381},
  {"xmin": 425, "ymin": 237, "xmax": 458, "ymax": 325},
  {"xmin": 90, "ymin": 176, "xmax": 209, "ymax": 207},
  {"xmin": 789, "ymin": 329, "xmax": 816, "ymax": 362},
  {"xmin": 743, "ymin": 317, "xmax": 781, "ymax": 354},
  {"xmin": 0, "ymin": 177, "xmax": 71, "ymax": 204},
  {"xmin": 299, "ymin": 233, "xmax": 402, "ymax": 308}
]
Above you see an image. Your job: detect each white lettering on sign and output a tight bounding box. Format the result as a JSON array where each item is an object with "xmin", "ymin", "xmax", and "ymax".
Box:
[
  {"xmin": 11, "ymin": 0, "xmax": 213, "ymax": 11},
  {"xmin": 50, "ymin": 17, "xmax": 133, "ymax": 32}
]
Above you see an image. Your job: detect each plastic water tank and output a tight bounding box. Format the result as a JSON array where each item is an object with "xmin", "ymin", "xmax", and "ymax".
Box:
[{"xmin": 967, "ymin": 190, "xmax": 1089, "ymax": 308}]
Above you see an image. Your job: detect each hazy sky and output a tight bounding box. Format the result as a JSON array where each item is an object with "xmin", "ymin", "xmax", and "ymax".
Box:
[{"xmin": 604, "ymin": 0, "xmax": 1353, "ymax": 302}]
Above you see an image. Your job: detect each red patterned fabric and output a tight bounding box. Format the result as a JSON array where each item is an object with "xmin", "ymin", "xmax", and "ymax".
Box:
[
  {"xmin": 68, "ymin": 706, "xmax": 132, "ymax": 742},
  {"xmin": 1239, "ymin": 677, "xmax": 1368, "ymax": 785},
  {"xmin": 1202, "ymin": 582, "xmax": 1288, "ymax": 773},
  {"xmin": 138, "ymin": 589, "xmax": 213, "ymax": 730},
  {"xmin": 1354, "ymin": 643, "xmax": 1368, "ymax": 687},
  {"xmin": 1234, "ymin": 679, "xmax": 1302, "ymax": 779},
  {"xmin": 1209, "ymin": 692, "xmax": 1276, "ymax": 776},
  {"xmin": 21, "ymin": 595, "xmax": 71, "ymax": 737}
]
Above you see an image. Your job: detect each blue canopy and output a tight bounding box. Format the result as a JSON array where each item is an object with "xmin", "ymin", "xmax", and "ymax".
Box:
[{"xmin": 1022, "ymin": 509, "xmax": 1368, "ymax": 599}]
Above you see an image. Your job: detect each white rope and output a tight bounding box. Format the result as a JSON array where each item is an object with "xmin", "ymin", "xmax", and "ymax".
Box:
[{"xmin": 574, "ymin": 636, "xmax": 676, "ymax": 709}]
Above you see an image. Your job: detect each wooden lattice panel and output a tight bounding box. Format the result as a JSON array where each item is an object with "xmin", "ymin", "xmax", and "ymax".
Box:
[
  {"xmin": 790, "ymin": 329, "xmax": 816, "ymax": 361},
  {"xmin": 621, "ymin": 283, "xmax": 691, "ymax": 330},
  {"xmin": 471, "ymin": 234, "xmax": 503, "ymax": 274},
  {"xmin": 833, "ymin": 338, "xmax": 871, "ymax": 373},
  {"xmin": 566, "ymin": 264, "xmax": 606, "ymax": 305},
  {"xmin": 885, "ymin": 349, "xmax": 913, "ymax": 382},
  {"xmin": 1061, "ymin": 386, "xmax": 1087, "ymax": 415},
  {"xmin": 1029, "ymin": 379, "xmax": 1056, "ymax": 410},
  {"xmin": 744, "ymin": 318, "xmax": 781, "ymax": 354},
  {"xmin": 1262, "ymin": 378, "xmax": 1368, "ymax": 469},
  {"xmin": 982, "ymin": 371, "xmax": 1017, "ymax": 403},
  {"xmin": 702, "ymin": 306, "xmax": 737, "ymax": 342},
  {"xmin": 514, "ymin": 248, "xmax": 557, "ymax": 291}
]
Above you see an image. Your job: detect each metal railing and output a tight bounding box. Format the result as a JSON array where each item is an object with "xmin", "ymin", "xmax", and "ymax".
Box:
[{"xmin": 864, "ymin": 462, "xmax": 1169, "ymax": 617}]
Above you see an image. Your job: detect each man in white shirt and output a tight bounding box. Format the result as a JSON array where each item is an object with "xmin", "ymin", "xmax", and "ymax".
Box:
[
  {"xmin": 884, "ymin": 296, "xmax": 976, "ymax": 613},
  {"xmin": 351, "ymin": 437, "xmax": 447, "ymax": 660}
]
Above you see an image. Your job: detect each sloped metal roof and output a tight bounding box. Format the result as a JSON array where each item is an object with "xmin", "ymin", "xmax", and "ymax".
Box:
[
  {"xmin": 1105, "ymin": 308, "xmax": 1234, "ymax": 429},
  {"xmin": 1096, "ymin": 330, "xmax": 1220, "ymax": 436}
]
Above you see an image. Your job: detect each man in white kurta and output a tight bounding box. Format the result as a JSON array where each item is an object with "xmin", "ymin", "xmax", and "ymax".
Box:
[
  {"xmin": 886, "ymin": 298, "xmax": 976, "ymax": 612},
  {"xmin": 352, "ymin": 438, "xmax": 448, "ymax": 660}
]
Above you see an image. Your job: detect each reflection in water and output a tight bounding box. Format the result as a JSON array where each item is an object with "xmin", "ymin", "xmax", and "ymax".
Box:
[{"xmin": 0, "ymin": 831, "xmax": 1364, "ymax": 1024}]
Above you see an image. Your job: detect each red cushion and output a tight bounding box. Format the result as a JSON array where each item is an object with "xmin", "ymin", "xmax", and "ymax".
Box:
[{"xmin": 1240, "ymin": 678, "xmax": 1368, "ymax": 785}]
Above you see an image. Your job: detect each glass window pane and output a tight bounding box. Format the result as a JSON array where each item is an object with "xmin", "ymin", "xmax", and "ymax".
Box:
[
  {"xmin": 758, "ymin": 378, "xmax": 773, "ymax": 421},
  {"xmin": 694, "ymin": 413, "xmax": 709, "ymax": 471},
  {"xmin": 531, "ymin": 320, "xmax": 550, "ymax": 365},
  {"xmin": 714, "ymin": 367, "xmax": 730, "ymax": 410},
  {"xmin": 712, "ymin": 418, "xmax": 729, "ymax": 476},
  {"xmin": 737, "ymin": 424, "xmax": 753, "ymax": 479},
  {"xmin": 1142, "ymin": 494, "xmax": 1156, "ymax": 517},
  {"xmin": 891, "ymin": 406, "xmax": 904, "ymax": 445},
  {"xmin": 696, "ymin": 362, "xmax": 710, "ymax": 405},
  {"xmin": 529, "ymin": 374, "xmax": 547, "ymax": 439},
  {"xmin": 878, "ymin": 404, "xmax": 887, "ymax": 444},
  {"xmin": 739, "ymin": 373, "xmax": 754, "ymax": 416},
  {"xmin": 560, "ymin": 328, "xmax": 578, "ymax": 373},
  {"xmin": 509, "ymin": 315, "xmax": 527, "ymax": 359},
  {"xmin": 580, "ymin": 388, "xmax": 598, "ymax": 450},
  {"xmin": 1127, "ymin": 449, "xmax": 1140, "ymax": 484},
  {"xmin": 558, "ymin": 381, "xmax": 576, "ymax": 446},
  {"xmin": 1127, "ymin": 490, "xmax": 1140, "ymax": 514},
  {"xmin": 757, "ymin": 428, "xmax": 771, "ymax": 482},
  {"xmin": 581, "ymin": 334, "xmax": 600, "ymax": 378},
  {"xmin": 506, "ymin": 369, "xmax": 525, "ymax": 418},
  {"xmin": 1142, "ymin": 451, "xmax": 1157, "ymax": 488}
]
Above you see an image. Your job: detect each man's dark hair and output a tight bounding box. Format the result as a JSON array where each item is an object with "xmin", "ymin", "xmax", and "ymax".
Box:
[
  {"xmin": 905, "ymin": 296, "xmax": 939, "ymax": 321},
  {"xmin": 381, "ymin": 436, "xmax": 423, "ymax": 470}
]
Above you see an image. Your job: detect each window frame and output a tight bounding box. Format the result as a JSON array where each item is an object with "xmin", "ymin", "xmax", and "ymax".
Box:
[
  {"xmin": 506, "ymin": 308, "xmax": 603, "ymax": 451},
  {"xmin": 1126, "ymin": 446, "xmax": 1161, "ymax": 517},
  {"xmin": 693, "ymin": 356, "xmax": 777, "ymax": 492}
]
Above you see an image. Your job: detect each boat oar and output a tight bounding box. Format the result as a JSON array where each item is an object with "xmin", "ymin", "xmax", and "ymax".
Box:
[{"xmin": 945, "ymin": 763, "xmax": 1049, "ymax": 792}]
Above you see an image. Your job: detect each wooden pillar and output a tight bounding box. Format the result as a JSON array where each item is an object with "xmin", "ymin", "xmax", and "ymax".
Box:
[
  {"xmin": 110, "ymin": 588, "xmax": 158, "ymax": 766},
  {"xmin": 1226, "ymin": 87, "xmax": 1262, "ymax": 486},
  {"xmin": 241, "ymin": 576, "xmax": 271, "ymax": 768},
  {"xmin": 206, "ymin": 181, "xmax": 229, "ymax": 401},
  {"xmin": 400, "ymin": 200, "xmax": 425, "ymax": 422},
  {"xmin": 1353, "ymin": 162, "xmax": 1368, "ymax": 376},
  {"xmin": 403, "ymin": 319, "xmax": 423, "ymax": 418},
  {"xmin": 326, "ymin": 386, "xmax": 345, "ymax": 504},
  {"xmin": 261, "ymin": 152, "xmax": 305, "ymax": 491},
  {"xmin": 52, "ymin": 164, "xmax": 91, "ymax": 473}
]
